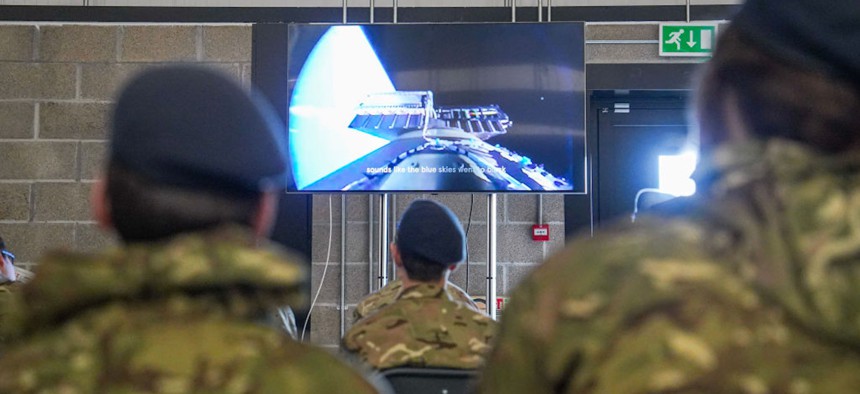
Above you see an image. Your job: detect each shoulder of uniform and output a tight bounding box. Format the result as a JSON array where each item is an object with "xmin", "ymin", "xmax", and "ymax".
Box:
[
  {"xmin": 264, "ymin": 340, "xmax": 384, "ymax": 393},
  {"xmin": 504, "ymin": 217, "xmax": 720, "ymax": 339},
  {"xmin": 354, "ymin": 280, "xmax": 404, "ymax": 319}
]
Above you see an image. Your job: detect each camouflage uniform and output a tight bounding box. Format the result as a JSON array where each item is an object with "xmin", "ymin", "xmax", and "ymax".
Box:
[
  {"xmin": 0, "ymin": 269, "xmax": 30, "ymax": 349},
  {"xmin": 0, "ymin": 226, "xmax": 383, "ymax": 394},
  {"xmin": 0, "ymin": 282, "xmax": 20, "ymax": 348},
  {"xmin": 343, "ymin": 283, "xmax": 495, "ymax": 370},
  {"xmin": 478, "ymin": 139, "xmax": 860, "ymax": 393},
  {"xmin": 353, "ymin": 279, "xmax": 479, "ymax": 323}
]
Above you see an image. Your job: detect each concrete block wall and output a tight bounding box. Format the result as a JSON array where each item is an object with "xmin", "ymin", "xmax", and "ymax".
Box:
[
  {"xmin": 0, "ymin": 23, "xmax": 252, "ymax": 271},
  {"xmin": 0, "ymin": 21, "xmax": 704, "ymax": 350}
]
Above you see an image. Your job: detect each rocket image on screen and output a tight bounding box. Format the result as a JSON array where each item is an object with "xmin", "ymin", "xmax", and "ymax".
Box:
[
  {"xmin": 339, "ymin": 90, "xmax": 569, "ymax": 191},
  {"xmin": 287, "ymin": 24, "xmax": 584, "ymax": 193}
]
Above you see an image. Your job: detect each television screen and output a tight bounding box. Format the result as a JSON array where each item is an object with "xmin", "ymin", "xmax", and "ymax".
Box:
[{"xmin": 284, "ymin": 22, "xmax": 585, "ymax": 193}]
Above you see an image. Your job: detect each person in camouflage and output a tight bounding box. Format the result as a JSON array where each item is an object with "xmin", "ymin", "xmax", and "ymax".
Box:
[
  {"xmin": 352, "ymin": 278, "xmax": 479, "ymax": 323},
  {"xmin": 0, "ymin": 66, "xmax": 384, "ymax": 393},
  {"xmin": 0, "ymin": 235, "xmax": 33, "ymax": 351},
  {"xmin": 343, "ymin": 200, "xmax": 495, "ymax": 370},
  {"xmin": 1, "ymin": 235, "xmax": 19, "ymax": 349},
  {"xmin": 0, "ymin": 236, "xmax": 17, "ymax": 286},
  {"xmin": 478, "ymin": 0, "xmax": 860, "ymax": 393}
]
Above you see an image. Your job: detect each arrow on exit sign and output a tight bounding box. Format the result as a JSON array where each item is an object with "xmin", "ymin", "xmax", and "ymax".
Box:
[{"xmin": 659, "ymin": 23, "xmax": 718, "ymax": 57}]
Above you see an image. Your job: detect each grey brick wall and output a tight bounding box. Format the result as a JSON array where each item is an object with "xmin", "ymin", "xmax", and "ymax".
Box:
[
  {"xmin": 0, "ymin": 23, "xmax": 252, "ymax": 272},
  {"xmin": 0, "ymin": 21, "xmax": 701, "ymax": 348}
]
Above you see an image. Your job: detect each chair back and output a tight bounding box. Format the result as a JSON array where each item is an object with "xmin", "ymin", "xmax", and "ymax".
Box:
[{"xmin": 380, "ymin": 367, "xmax": 478, "ymax": 394}]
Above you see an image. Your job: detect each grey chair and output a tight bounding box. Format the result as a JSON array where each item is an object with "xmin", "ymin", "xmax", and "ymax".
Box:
[{"xmin": 380, "ymin": 367, "xmax": 478, "ymax": 394}]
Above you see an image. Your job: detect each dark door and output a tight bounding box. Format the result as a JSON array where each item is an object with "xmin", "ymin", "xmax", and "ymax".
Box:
[{"xmin": 593, "ymin": 94, "xmax": 691, "ymax": 227}]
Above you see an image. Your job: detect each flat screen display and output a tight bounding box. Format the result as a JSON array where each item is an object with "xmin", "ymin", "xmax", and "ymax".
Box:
[{"xmin": 285, "ymin": 22, "xmax": 586, "ymax": 193}]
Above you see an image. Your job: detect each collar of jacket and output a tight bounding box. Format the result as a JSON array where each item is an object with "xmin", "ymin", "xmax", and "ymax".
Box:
[
  {"xmin": 694, "ymin": 138, "xmax": 860, "ymax": 198},
  {"xmin": 5, "ymin": 225, "xmax": 306, "ymax": 336},
  {"xmin": 397, "ymin": 283, "xmax": 447, "ymax": 301}
]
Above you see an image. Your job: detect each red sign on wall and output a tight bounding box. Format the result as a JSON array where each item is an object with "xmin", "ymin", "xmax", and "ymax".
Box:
[{"xmin": 532, "ymin": 224, "xmax": 549, "ymax": 241}]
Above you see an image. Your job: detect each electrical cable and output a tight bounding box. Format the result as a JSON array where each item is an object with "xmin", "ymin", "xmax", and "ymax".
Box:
[
  {"xmin": 300, "ymin": 195, "xmax": 333, "ymax": 342},
  {"xmin": 631, "ymin": 188, "xmax": 667, "ymax": 223}
]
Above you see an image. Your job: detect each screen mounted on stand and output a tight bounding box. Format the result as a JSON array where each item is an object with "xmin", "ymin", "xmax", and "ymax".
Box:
[{"xmin": 279, "ymin": 22, "xmax": 586, "ymax": 193}]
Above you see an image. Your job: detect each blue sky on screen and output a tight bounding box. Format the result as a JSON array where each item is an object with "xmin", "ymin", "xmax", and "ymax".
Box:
[{"xmin": 289, "ymin": 25, "xmax": 394, "ymax": 189}]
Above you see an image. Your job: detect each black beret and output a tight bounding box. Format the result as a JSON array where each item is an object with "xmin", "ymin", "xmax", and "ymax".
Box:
[
  {"xmin": 732, "ymin": 0, "xmax": 860, "ymax": 85},
  {"xmin": 396, "ymin": 200, "xmax": 466, "ymax": 266},
  {"xmin": 110, "ymin": 66, "xmax": 287, "ymax": 196}
]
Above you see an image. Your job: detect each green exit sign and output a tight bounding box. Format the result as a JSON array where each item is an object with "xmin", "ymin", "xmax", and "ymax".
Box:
[{"xmin": 659, "ymin": 23, "xmax": 717, "ymax": 57}]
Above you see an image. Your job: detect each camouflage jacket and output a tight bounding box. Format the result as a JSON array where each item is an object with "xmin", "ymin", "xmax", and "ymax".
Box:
[
  {"xmin": 0, "ymin": 281, "xmax": 21, "ymax": 349},
  {"xmin": 343, "ymin": 282, "xmax": 496, "ymax": 370},
  {"xmin": 353, "ymin": 279, "xmax": 479, "ymax": 323},
  {"xmin": 479, "ymin": 139, "xmax": 860, "ymax": 393},
  {"xmin": 0, "ymin": 268, "xmax": 31, "ymax": 350},
  {"xmin": 0, "ymin": 226, "xmax": 383, "ymax": 394}
]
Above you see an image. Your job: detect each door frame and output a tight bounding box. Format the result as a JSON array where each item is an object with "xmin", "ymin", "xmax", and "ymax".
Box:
[{"xmin": 564, "ymin": 63, "xmax": 697, "ymax": 238}]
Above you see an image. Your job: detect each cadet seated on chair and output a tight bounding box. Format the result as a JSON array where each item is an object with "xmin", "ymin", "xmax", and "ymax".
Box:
[
  {"xmin": 343, "ymin": 200, "xmax": 495, "ymax": 370},
  {"xmin": 353, "ymin": 278, "xmax": 479, "ymax": 323},
  {"xmin": 0, "ymin": 66, "xmax": 384, "ymax": 394}
]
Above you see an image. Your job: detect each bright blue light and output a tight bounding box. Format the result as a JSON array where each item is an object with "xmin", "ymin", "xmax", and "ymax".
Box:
[
  {"xmin": 658, "ymin": 150, "xmax": 697, "ymax": 197},
  {"xmin": 289, "ymin": 26, "xmax": 395, "ymax": 189}
]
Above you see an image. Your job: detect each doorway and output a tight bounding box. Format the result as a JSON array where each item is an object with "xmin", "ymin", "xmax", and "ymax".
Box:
[{"xmin": 593, "ymin": 92, "xmax": 691, "ymax": 225}]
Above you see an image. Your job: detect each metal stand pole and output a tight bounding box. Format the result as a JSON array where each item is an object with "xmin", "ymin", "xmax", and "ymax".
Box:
[
  {"xmin": 339, "ymin": 195, "xmax": 347, "ymax": 337},
  {"xmin": 538, "ymin": 0, "xmax": 542, "ymax": 22},
  {"xmin": 378, "ymin": 194, "xmax": 389, "ymax": 289},
  {"xmin": 390, "ymin": 195, "xmax": 398, "ymax": 281},
  {"xmin": 342, "ymin": 0, "xmax": 347, "ymax": 24},
  {"xmin": 548, "ymin": 0, "xmax": 552, "ymax": 22},
  {"xmin": 511, "ymin": 0, "xmax": 516, "ymax": 22},
  {"xmin": 686, "ymin": 0, "xmax": 691, "ymax": 22},
  {"xmin": 393, "ymin": 0, "xmax": 398, "ymax": 23},
  {"xmin": 370, "ymin": 0, "xmax": 375, "ymax": 23},
  {"xmin": 487, "ymin": 194, "xmax": 498, "ymax": 320},
  {"xmin": 368, "ymin": 195, "xmax": 374, "ymax": 293}
]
